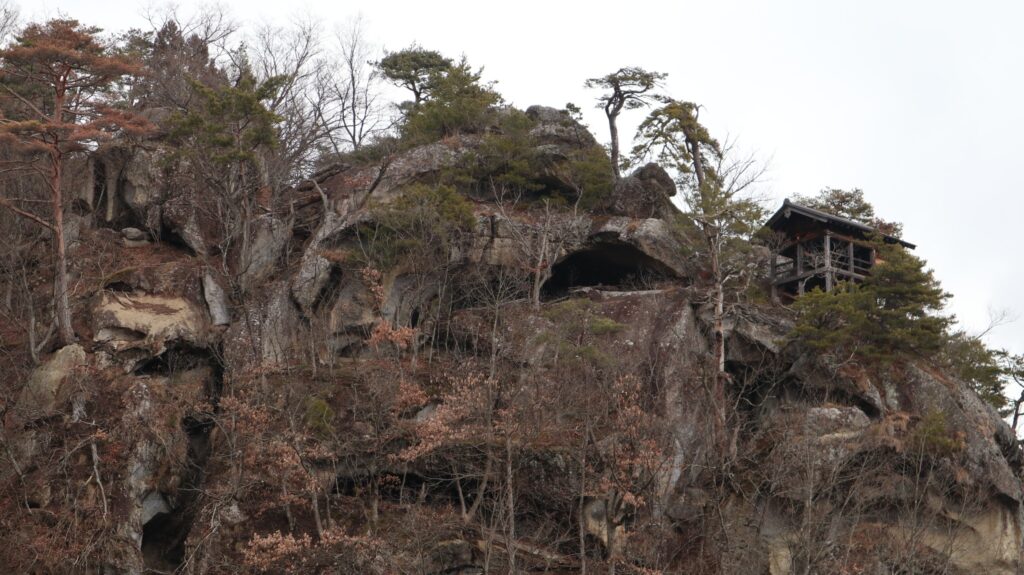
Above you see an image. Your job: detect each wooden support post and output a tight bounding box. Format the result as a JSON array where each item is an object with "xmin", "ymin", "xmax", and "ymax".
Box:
[
  {"xmin": 847, "ymin": 240, "xmax": 855, "ymax": 273},
  {"xmin": 824, "ymin": 233, "xmax": 833, "ymax": 292},
  {"xmin": 796, "ymin": 242, "xmax": 803, "ymax": 275},
  {"xmin": 769, "ymin": 252, "xmax": 778, "ymax": 303}
]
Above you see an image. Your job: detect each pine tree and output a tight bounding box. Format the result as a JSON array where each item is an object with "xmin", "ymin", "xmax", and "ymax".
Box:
[
  {"xmin": 584, "ymin": 67, "xmax": 665, "ymax": 178},
  {"xmin": 377, "ymin": 44, "xmax": 452, "ymax": 106},
  {"xmin": 792, "ymin": 239, "xmax": 951, "ymax": 363},
  {"xmin": 399, "ymin": 57, "xmax": 500, "ymax": 141},
  {"xmin": 0, "ymin": 19, "xmax": 150, "ymax": 346}
]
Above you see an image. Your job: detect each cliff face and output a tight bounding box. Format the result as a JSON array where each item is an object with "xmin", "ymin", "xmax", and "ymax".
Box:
[{"xmin": 2, "ymin": 107, "xmax": 1022, "ymax": 574}]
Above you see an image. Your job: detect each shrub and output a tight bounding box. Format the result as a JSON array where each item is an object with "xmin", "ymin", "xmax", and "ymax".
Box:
[
  {"xmin": 909, "ymin": 410, "xmax": 964, "ymax": 457},
  {"xmin": 304, "ymin": 397, "xmax": 335, "ymax": 439},
  {"xmin": 590, "ymin": 315, "xmax": 627, "ymax": 335},
  {"xmin": 457, "ymin": 108, "xmax": 543, "ymax": 197},
  {"xmin": 400, "ymin": 57, "xmax": 502, "ymax": 143},
  {"xmin": 942, "ymin": 331, "xmax": 1009, "ymax": 412},
  {"xmin": 565, "ymin": 145, "xmax": 615, "ymax": 211},
  {"xmin": 358, "ymin": 183, "xmax": 475, "ymax": 271}
]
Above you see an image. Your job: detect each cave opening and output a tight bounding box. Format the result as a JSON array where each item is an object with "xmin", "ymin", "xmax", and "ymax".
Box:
[
  {"xmin": 133, "ymin": 344, "xmax": 211, "ymax": 377},
  {"xmin": 541, "ymin": 242, "xmax": 673, "ymax": 299},
  {"xmin": 141, "ymin": 510, "xmax": 188, "ymax": 571}
]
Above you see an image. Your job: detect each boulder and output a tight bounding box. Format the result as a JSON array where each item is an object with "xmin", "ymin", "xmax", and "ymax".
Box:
[
  {"xmin": 92, "ymin": 292, "xmax": 209, "ymax": 370},
  {"xmin": 633, "ymin": 162, "xmax": 676, "ymax": 197},
  {"xmin": 526, "ymin": 104, "xmax": 598, "ymax": 152},
  {"xmin": 608, "ymin": 163, "xmax": 678, "ymax": 218},
  {"xmin": 121, "ymin": 227, "xmax": 147, "ymax": 241},
  {"xmin": 120, "ymin": 148, "xmax": 164, "ymax": 216},
  {"xmin": 121, "ymin": 226, "xmax": 150, "ymax": 248},
  {"xmin": 17, "ymin": 344, "xmax": 88, "ymax": 418},
  {"xmin": 162, "ymin": 192, "xmax": 209, "ymax": 255}
]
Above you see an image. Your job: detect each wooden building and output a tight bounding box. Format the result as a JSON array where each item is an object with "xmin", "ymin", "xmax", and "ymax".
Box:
[{"xmin": 765, "ymin": 199, "xmax": 915, "ymax": 302}]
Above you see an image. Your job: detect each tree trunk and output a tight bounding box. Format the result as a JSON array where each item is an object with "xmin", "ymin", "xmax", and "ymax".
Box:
[
  {"xmin": 607, "ymin": 112, "xmax": 621, "ymax": 179},
  {"xmin": 505, "ymin": 434, "xmax": 517, "ymax": 572},
  {"xmin": 49, "ymin": 133, "xmax": 73, "ymax": 346},
  {"xmin": 578, "ymin": 437, "xmax": 587, "ymax": 575},
  {"xmin": 530, "ymin": 208, "xmax": 552, "ymax": 309},
  {"xmin": 687, "ymin": 134, "xmax": 729, "ymax": 452}
]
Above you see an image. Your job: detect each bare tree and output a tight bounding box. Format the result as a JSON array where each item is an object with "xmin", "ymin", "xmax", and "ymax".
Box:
[
  {"xmin": 329, "ymin": 15, "xmax": 389, "ymax": 151},
  {"xmin": 248, "ymin": 17, "xmax": 325, "ymax": 185}
]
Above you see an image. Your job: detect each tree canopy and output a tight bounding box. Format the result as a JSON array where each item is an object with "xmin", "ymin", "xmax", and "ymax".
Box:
[
  {"xmin": 585, "ymin": 66, "xmax": 665, "ymax": 177},
  {"xmin": 377, "ymin": 44, "xmax": 452, "ymax": 106},
  {"xmin": 791, "ymin": 239, "xmax": 952, "ymax": 362},
  {"xmin": 794, "ymin": 187, "xmax": 904, "ymax": 237},
  {"xmin": 399, "ymin": 57, "xmax": 501, "ymax": 141}
]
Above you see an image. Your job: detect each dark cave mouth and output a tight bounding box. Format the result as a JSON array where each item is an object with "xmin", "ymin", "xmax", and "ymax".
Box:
[{"xmin": 541, "ymin": 242, "xmax": 674, "ymax": 299}]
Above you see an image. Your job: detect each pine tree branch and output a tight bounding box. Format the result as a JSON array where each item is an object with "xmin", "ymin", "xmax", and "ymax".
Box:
[{"xmin": 0, "ymin": 196, "xmax": 53, "ymax": 230}]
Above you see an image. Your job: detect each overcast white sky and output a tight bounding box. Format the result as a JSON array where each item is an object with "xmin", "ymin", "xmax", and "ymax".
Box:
[{"xmin": 30, "ymin": 0, "xmax": 1024, "ymax": 355}]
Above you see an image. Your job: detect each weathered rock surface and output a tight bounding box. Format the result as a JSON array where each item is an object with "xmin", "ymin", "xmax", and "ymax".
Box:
[
  {"xmin": 526, "ymin": 104, "xmax": 599, "ymax": 153},
  {"xmin": 93, "ymin": 292, "xmax": 210, "ymax": 370},
  {"xmin": 5, "ymin": 106, "xmax": 1022, "ymax": 575},
  {"xmin": 202, "ymin": 272, "xmax": 231, "ymax": 326},
  {"xmin": 608, "ymin": 162, "xmax": 679, "ymax": 218},
  {"xmin": 225, "ymin": 281, "xmax": 303, "ymax": 368},
  {"xmin": 239, "ymin": 214, "xmax": 291, "ymax": 291},
  {"xmin": 16, "ymin": 344, "xmax": 88, "ymax": 418}
]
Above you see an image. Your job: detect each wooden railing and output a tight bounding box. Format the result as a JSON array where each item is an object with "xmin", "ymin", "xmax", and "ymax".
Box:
[{"xmin": 772, "ymin": 255, "xmax": 873, "ymax": 282}]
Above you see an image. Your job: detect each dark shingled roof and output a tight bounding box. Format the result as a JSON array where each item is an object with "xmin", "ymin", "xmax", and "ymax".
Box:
[{"xmin": 766, "ymin": 199, "xmax": 916, "ymax": 249}]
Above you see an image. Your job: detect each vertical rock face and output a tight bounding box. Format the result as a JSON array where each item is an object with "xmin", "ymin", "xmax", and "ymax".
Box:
[
  {"xmin": 239, "ymin": 215, "xmax": 291, "ymax": 292},
  {"xmin": 202, "ymin": 272, "xmax": 231, "ymax": 327}
]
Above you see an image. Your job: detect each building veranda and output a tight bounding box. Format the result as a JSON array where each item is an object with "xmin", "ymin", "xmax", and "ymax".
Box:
[{"xmin": 766, "ymin": 199, "xmax": 916, "ymax": 303}]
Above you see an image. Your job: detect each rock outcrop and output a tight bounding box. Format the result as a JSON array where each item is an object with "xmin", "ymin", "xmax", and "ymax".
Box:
[
  {"xmin": 93, "ymin": 292, "xmax": 211, "ymax": 371},
  {"xmin": 4, "ymin": 104, "xmax": 1021, "ymax": 575}
]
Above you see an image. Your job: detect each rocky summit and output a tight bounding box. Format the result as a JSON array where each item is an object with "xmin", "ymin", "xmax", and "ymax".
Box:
[{"xmin": 0, "ymin": 18, "xmax": 1020, "ymax": 575}]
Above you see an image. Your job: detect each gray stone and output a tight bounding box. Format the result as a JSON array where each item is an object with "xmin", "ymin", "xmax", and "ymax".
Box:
[
  {"xmin": 240, "ymin": 215, "xmax": 291, "ymax": 292},
  {"xmin": 141, "ymin": 491, "xmax": 171, "ymax": 525},
  {"xmin": 162, "ymin": 194, "xmax": 208, "ymax": 255},
  {"xmin": 17, "ymin": 344, "xmax": 88, "ymax": 418},
  {"xmin": 120, "ymin": 149, "xmax": 164, "ymax": 214},
  {"xmin": 203, "ymin": 272, "xmax": 231, "ymax": 326},
  {"xmin": 225, "ymin": 282, "xmax": 303, "ymax": 369},
  {"xmin": 121, "ymin": 227, "xmax": 147, "ymax": 241},
  {"xmin": 607, "ymin": 163, "xmax": 678, "ymax": 219}
]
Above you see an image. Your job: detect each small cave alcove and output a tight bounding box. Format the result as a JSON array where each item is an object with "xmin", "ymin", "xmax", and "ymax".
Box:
[
  {"xmin": 141, "ymin": 510, "xmax": 188, "ymax": 571},
  {"xmin": 541, "ymin": 241, "xmax": 673, "ymax": 299}
]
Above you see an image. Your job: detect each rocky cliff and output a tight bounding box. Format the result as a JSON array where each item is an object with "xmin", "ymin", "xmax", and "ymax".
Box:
[{"xmin": 2, "ymin": 106, "xmax": 1021, "ymax": 575}]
